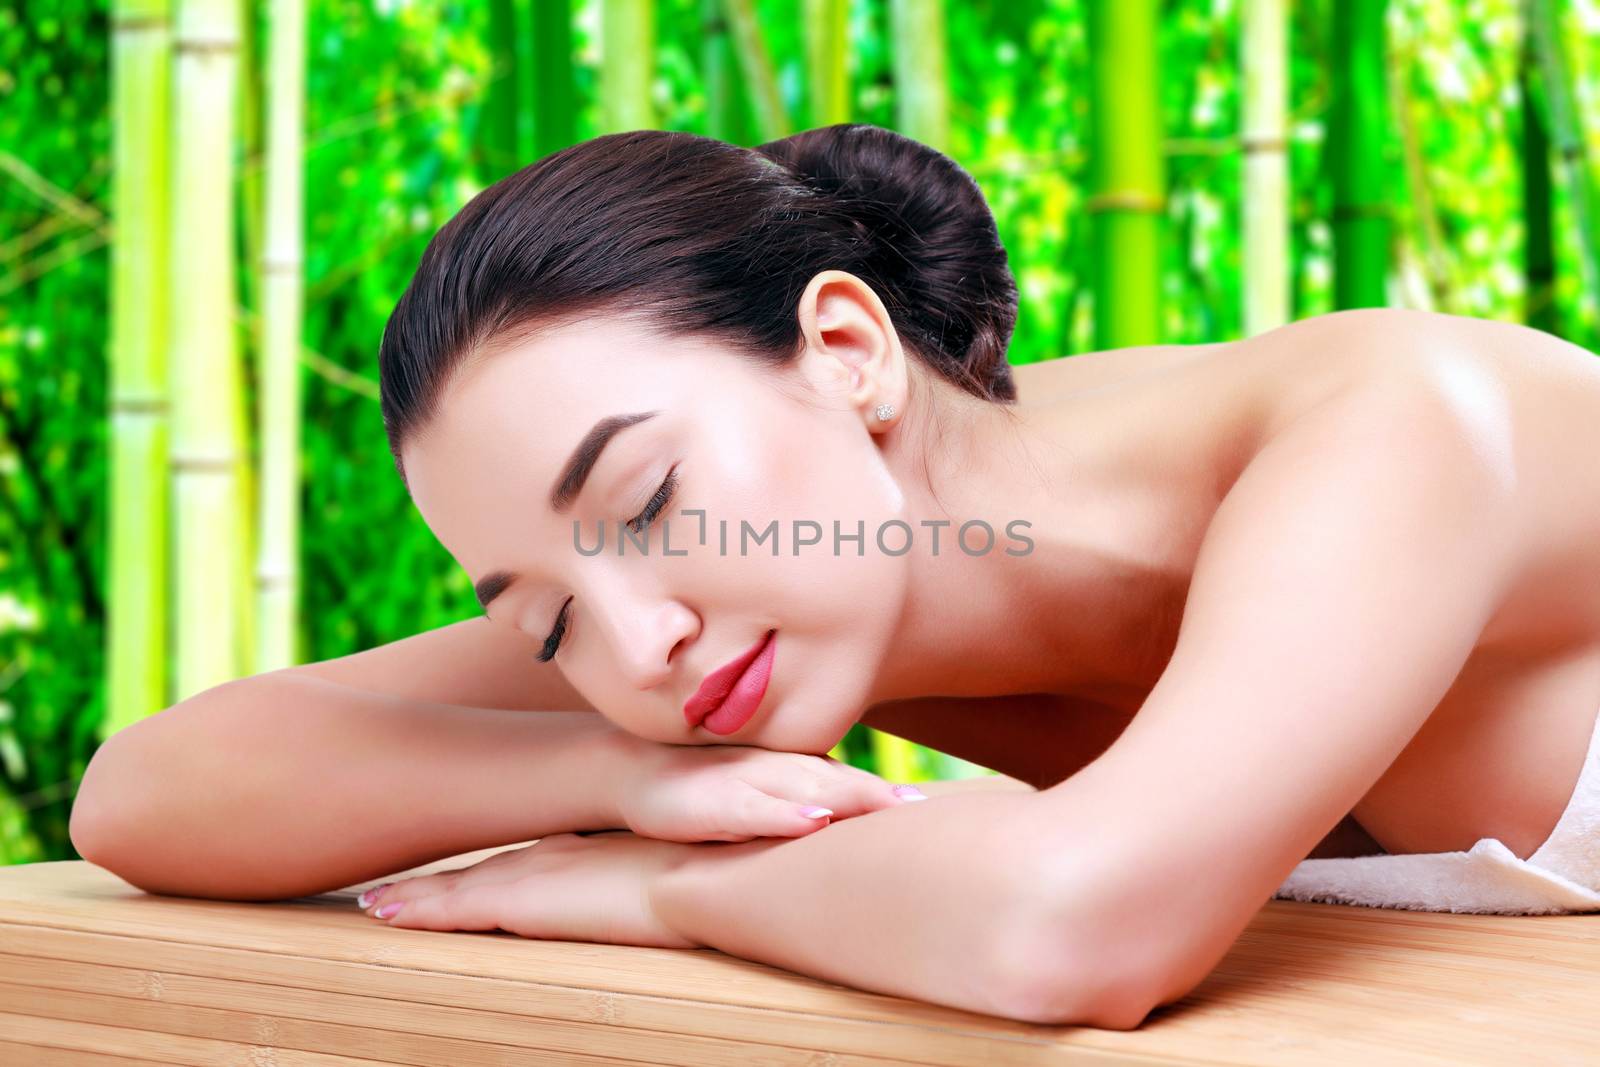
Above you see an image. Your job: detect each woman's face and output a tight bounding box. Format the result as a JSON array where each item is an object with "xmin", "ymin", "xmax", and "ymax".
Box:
[{"xmin": 402, "ymin": 274, "xmax": 915, "ymax": 752}]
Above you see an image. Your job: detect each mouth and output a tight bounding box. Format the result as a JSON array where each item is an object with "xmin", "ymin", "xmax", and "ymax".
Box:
[{"xmin": 683, "ymin": 629, "xmax": 777, "ymax": 736}]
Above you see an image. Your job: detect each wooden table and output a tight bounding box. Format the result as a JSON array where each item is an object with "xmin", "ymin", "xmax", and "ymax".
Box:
[{"xmin": 3, "ymin": 777, "xmax": 1598, "ymax": 1065}]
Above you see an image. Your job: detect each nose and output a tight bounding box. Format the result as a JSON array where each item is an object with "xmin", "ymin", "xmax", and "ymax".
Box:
[{"xmin": 585, "ymin": 573, "xmax": 697, "ymax": 691}]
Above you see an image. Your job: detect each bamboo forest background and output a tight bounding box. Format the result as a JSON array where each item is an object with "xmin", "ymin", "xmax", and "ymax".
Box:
[{"xmin": 3, "ymin": 0, "xmax": 1598, "ymax": 866}]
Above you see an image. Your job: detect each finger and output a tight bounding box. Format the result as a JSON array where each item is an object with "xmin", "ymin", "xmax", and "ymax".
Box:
[
  {"xmin": 813, "ymin": 766, "xmax": 928, "ymax": 816},
  {"xmin": 721, "ymin": 779, "xmax": 836, "ymax": 838},
  {"xmin": 365, "ymin": 873, "xmax": 451, "ymax": 916},
  {"xmin": 363, "ymin": 859, "xmax": 514, "ymax": 916},
  {"xmin": 812, "ymin": 756, "xmax": 929, "ymax": 808},
  {"xmin": 385, "ymin": 881, "xmax": 508, "ymax": 933}
]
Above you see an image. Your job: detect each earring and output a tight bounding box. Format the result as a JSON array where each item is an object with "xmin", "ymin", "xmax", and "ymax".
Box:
[{"xmin": 874, "ymin": 403, "xmax": 896, "ymax": 422}]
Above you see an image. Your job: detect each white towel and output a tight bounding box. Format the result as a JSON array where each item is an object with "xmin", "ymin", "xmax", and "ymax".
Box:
[{"xmin": 1274, "ymin": 705, "xmax": 1600, "ymax": 915}]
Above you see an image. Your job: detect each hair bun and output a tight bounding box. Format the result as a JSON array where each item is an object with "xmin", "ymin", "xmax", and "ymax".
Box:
[{"xmin": 755, "ymin": 124, "xmax": 1019, "ymax": 403}]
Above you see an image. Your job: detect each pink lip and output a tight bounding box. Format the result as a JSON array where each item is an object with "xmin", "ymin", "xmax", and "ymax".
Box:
[{"xmin": 683, "ymin": 630, "xmax": 777, "ymax": 735}]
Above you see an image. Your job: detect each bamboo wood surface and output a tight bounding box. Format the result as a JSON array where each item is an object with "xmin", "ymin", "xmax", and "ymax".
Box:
[{"xmin": 3, "ymin": 776, "xmax": 1597, "ymax": 1065}]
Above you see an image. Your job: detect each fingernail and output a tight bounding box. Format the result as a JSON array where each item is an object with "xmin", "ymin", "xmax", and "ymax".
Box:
[
  {"xmin": 375, "ymin": 901, "xmax": 405, "ymax": 919},
  {"xmin": 357, "ymin": 883, "xmax": 393, "ymax": 908},
  {"xmin": 800, "ymin": 806, "xmax": 833, "ymax": 819},
  {"xmin": 893, "ymin": 784, "xmax": 928, "ymax": 802}
]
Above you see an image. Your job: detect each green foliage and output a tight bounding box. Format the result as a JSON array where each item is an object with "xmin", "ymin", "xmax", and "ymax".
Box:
[
  {"xmin": 0, "ymin": 0, "xmax": 112, "ymax": 864},
  {"xmin": 3, "ymin": 0, "xmax": 1598, "ymax": 864}
]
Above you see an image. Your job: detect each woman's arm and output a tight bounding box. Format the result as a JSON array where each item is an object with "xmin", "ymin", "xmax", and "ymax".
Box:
[
  {"xmin": 70, "ymin": 671, "xmax": 637, "ymax": 901},
  {"xmin": 648, "ymin": 780, "xmax": 1144, "ymax": 1026},
  {"xmin": 280, "ymin": 614, "xmax": 598, "ymax": 712},
  {"xmin": 1015, "ymin": 365, "xmax": 1520, "ymax": 1021},
  {"xmin": 651, "ymin": 366, "xmax": 1518, "ymax": 1029}
]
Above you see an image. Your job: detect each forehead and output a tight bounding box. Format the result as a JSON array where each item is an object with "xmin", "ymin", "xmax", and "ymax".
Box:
[{"xmin": 400, "ymin": 316, "xmax": 759, "ymax": 559}]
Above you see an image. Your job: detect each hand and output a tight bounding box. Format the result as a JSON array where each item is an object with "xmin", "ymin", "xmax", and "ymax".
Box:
[
  {"xmin": 359, "ymin": 830, "xmax": 706, "ymax": 948},
  {"xmin": 614, "ymin": 741, "xmax": 927, "ymax": 842}
]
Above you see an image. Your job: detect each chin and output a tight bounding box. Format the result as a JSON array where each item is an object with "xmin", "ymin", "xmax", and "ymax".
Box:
[
  {"xmin": 759, "ymin": 705, "xmax": 857, "ymax": 758},
  {"xmin": 715, "ymin": 650, "xmax": 865, "ymax": 754}
]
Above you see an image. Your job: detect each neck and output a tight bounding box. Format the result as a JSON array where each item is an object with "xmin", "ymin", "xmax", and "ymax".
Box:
[{"xmin": 863, "ymin": 356, "xmax": 1213, "ymax": 714}]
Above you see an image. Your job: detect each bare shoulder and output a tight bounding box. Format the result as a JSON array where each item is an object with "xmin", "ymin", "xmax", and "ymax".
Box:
[
  {"xmin": 1246, "ymin": 306, "xmax": 1598, "ymax": 393},
  {"xmin": 1242, "ymin": 309, "xmax": 1522, "ymax": 462}
]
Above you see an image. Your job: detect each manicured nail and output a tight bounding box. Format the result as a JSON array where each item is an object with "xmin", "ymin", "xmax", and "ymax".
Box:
[
  {"xmin": 375, "ymin": 901, "xmax": 405, "ymax": 919},
  {"xmin": 357, "ymin": 883, "xmax": 393, "ymax": 908},
  {"xmin": 893, "ymin": 784, "xmax": 928, "ymax": 802},
  {"xmin": 800, "ymin": 806, "xmax": 833, "ymax": 819}
]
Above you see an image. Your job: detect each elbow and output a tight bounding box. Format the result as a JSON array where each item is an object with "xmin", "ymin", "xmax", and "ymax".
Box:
[
  {"xmin": 998, "ymin": 905, "xmax": 1225, "ymax": 1029},
  {"xmin": 66, "ymin": 741, "xmax": 231, "ymax": 899},
  {"xmin": 988, "ymin": 870, "xmax": 1194, "ymax": 1029},
  {"xmin": 68, "ymin": 800, "xmax": 185, "ymax": 898},
  {"xmin": 68, "ymin": 794, "xmax": 114, "ymax": 866},
  {"xmin": 68, "ymin": 794, "xmax": 152, "ymax": 889},
  {"xmin": 69, "ymin": 736, "xmax": 138, "ymax": 867},
  {"xmin": 996, "ymin": 942, "xmax": 1168, "ymax": 1030}
]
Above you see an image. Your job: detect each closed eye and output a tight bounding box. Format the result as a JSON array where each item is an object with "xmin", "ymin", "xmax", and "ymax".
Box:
[
  {"xmin": 627, "ymin": 464, "xmax": 679, "ymax": 534},
  {"xmin": 535, "ymin": 465, "xmax": 680, "ymax": 663}
]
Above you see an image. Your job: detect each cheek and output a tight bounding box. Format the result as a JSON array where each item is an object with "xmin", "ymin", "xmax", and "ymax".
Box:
[
  {"xmin": 564, "ymin": 641, "xmax": 687, "ymax": 741},
  {"xmin": 590, "ymin": 694, "xmax": 676, "ymax": 744},
  {"xmin": 756, "ymin": 417, "xmax": 901, "ymax": 520},
  {"xmin": 721, "ymin": 420, "xmax": 909, "ymax": 611}
]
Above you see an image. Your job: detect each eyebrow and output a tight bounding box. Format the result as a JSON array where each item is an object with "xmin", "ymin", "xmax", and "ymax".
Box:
[{"xmin": 473, "ymin": 409, "xmax": 661, "ymax": 612}]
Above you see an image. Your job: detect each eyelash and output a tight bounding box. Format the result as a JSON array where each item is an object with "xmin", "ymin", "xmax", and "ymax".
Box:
[{"xmin": 535, "ymin": 465, "xmax": 679, "ymax": 663}]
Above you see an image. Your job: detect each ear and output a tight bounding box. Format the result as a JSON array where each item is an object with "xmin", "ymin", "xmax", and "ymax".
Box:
[{"xmin": 794, "ymin": 270, "xmax": 909, "ymax": 433}]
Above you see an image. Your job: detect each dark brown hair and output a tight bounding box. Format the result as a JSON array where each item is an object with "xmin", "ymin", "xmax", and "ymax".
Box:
[{"xmin": 378, "ymin": 123, "xmax": 1020, "ymax": 485}]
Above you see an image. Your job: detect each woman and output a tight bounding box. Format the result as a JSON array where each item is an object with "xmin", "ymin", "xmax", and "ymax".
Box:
[{"xmin": 354, "ymin": 123, "xmax": 1600, "ymax": 1026}]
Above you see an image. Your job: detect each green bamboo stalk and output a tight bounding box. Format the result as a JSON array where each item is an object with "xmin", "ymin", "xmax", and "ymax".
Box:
[
  {"xmin": 478, "ymin": 0, "xmax": 525, "ymax": 180},
  {"xmin": 1087, "ymin": 0, "xmax": 1164, "ymax": 349},
  {"xmin": 1060, "ymin": 202, "xmax": 1092, "ymax": 355},
  {"xmin": 235, "ymin": 0, "xmax": 260, "ymax": 675},
  {"xmin": 236, "ymin": 345, "xmax": 258, "ymax": 679},
  {"xmin": 236, "ymin": 0, "xmax": 261, "ymax": 299},
  {"xmin": 1241, "ymin": 0, "xmax": 1288, "ymax": 335},
  {"xmin": 701, "ymin": 0, "xmax": 758, "ymax": 144},
  {"xmin": 531, "ymin": 0, "xmax": 576, "ymax": 157},
  {"xmin": 719, "ymin": 0, "xmax": 790, "ymax": 141},
  {"xmin": 890, "ymin": 0, "xmax": 948, "ymax": 151},
  {"xmin": 1527, "ymin": 0, "xmax": 1600, "ymax": 324},
  {"xmin": 254, "ymin": 0, "xmax": 305, "ymax": 673},
  {"xmin": 104, "ymin": 0, "xmax": 173, "ymax": 737},
  {"xmin": 171, "ymin": 0, "xmax": 249, "ymax": 701},
  {"xmin": 1520, "ymin": 13, "xmax": 1558, "ymax": 336},
  {"xmin": 1329, "ymin": 0, "xmax": 1390, "ymax": 310},
  {"xmin": 1389, "ymin": 32, "xmax": 1456, "ymax": 314},
  {"xmin": 600, "ymin": 0, "xmax": 656, "ymax": 132},
  {"xmin": 805, "ymin": 0, "xmax": 850, "ymax": 128}
]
